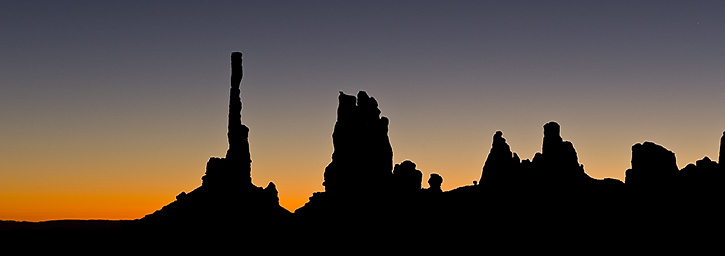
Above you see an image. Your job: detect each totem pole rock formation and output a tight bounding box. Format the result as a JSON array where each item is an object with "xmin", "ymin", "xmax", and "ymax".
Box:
[
  {"xmin": 138, "ymin": 52, "xmax": 289, "ymax": 230},
  {"xmin": 201, "ymin": 51, "xmax": 252, "ymax": 187}
]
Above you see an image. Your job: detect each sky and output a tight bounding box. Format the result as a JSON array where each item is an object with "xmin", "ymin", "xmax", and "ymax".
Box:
[{"xmin": 2, "ymin": 0, "xmax": 725, "ymax": 221}]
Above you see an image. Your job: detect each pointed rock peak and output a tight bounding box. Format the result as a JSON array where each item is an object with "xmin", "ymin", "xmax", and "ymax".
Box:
[
  {"xmin": 264, "ymin": 182, "xmax": 280, "ymax": 203},
  {"xmin": 493, "ymin": 131, "xmax": 507, "ymax": 145},
  {"xmin": 491, "ymin": 130, "xmax": 512, "ymax": 149},
  {"xmin": 480, "ymin": 130, "xmax": 517, "ymax": 184},
  {"xmin": 265, "ymin": 181, "xmax": 277, "ymax": 191},
  {"xmin": 489, "ymin": 131, "xmax": 513, "ymax": 155}
]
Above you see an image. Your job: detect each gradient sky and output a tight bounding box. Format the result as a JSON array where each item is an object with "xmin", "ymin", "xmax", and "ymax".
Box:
[{"xmin": 2, "ymin": 1, "xmax": 725, "ymax": 221}]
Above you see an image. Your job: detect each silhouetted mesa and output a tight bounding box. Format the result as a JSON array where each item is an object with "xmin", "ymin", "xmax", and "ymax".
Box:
[
  {"xmin": 625, "ymin": 141, "xmax": 678, "ymax": 187},
  {"xmin": 137, "ymin": 52, "xmax": 290, "ymax": 231},
  {"xmin": 626, "ymin": 138, "xmax": 725, "ymax": 198}
]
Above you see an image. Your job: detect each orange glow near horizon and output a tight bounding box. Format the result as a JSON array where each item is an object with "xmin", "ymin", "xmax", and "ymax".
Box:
[
  {"xmin": 2, "ymin": 121, "xmax": 723, "ymax": 222},
  {"xmin": 0, "ymin": 142, "xmax": 720, "ymax": 222}
]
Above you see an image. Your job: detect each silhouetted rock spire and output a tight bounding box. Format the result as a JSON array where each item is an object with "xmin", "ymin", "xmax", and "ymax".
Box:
[
  {"xmin": 540, "ymin": 122, "xmax": 580, "ymax": 169},
  {"xmin": 479, "ymin": 131, "xmax": 519, "ymax": 186},
  {"xmin": 200, "ymin": 52, "xmax": 252, "ymax": 186},
  {"xmin": 323, "ymin": 91, "xmax": 393, "ymax": 195},
  {"xmin": 225, "ymin": 52, "xmax": 252, "ymax": 184},
  {"xmin": 532, "ymin": 121, "xmax": 587, "ymax": 183},
  {"xmin": 138, "ymin": 52, "xmax": 289, "ymax": 231},
  {"xmin": 296, "ymin": 91, "xmax": 421, "ymax": 220}
]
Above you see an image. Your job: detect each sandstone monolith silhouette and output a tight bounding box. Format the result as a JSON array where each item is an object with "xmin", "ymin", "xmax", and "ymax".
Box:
[
  {"xmin": 137, "ymin": 52, "xmax": 289, "ymax": 232},
  {"xmin": 323, "ymin": 91, "xmax": 394, "ymax": 196}
]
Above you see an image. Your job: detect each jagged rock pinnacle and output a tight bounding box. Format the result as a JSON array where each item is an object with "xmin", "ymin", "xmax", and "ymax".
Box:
[
  {"xmin": 323, "ymin": 91, "xmax": 393, "ymax": 195},
  {"xmin": 479, "ymin": 130, "xmax": 517, "ymax": 185}
]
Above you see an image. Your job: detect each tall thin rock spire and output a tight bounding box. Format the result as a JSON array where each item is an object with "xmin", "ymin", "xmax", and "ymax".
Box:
[
  {"xmin": 227, "ymin": 52, "xmax": 245, "ymax": 154},
  {"xmin": 225, "ymin": 52, "xmax": 251, "ymax": 183}
]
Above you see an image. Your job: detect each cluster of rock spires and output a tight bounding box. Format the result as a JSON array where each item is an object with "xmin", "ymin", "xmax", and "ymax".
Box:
[
  {"xmin": 131, "ymin": 52, "xmax": 725, "ymax": 239},
  {"xmin": 478, "ymin": 122, "xmax": 617, "ymax": 192}
]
